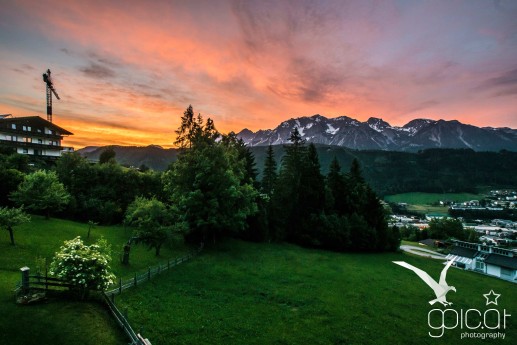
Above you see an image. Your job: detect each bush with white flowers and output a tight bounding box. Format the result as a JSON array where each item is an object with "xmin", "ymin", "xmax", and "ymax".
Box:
[{"xmin": 50, "ymin": 236, "xmax": 115, "ymax": 298}]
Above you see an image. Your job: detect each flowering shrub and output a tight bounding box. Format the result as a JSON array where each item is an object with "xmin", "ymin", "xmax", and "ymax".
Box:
[{"xmin": 49, "ymin": 237, "xmax": 115, "ymax": 298}]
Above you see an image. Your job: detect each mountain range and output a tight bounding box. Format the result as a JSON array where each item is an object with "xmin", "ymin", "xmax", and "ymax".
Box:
[
  {"xmin": 78, "ymin": 145, "xmax": 178, "ymax": 171},
  {"xmin": 236, "ymin": 115, "xmax": 517, "ymax": 151}
]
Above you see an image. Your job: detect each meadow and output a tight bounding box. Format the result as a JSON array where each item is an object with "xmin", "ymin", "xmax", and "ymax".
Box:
[
  {"xmin": 0, "ymin": 216, "xmax": 188, "ymax": 345},
  {"xmin": 1, "ymin": 217, "xmax": 515, "ymax": 345},
  {"xmin": 384, "ymin": 192, "xmax": 484, "ymax": 205},
  {"xmin": 118, "ymin": 239, "xmax": 516, "ymax": 345}
]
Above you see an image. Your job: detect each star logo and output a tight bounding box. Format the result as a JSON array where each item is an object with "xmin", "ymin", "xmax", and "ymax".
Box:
[{"xmin": 483, "ymin": 290, "xmax": 501, "ymax": 306}]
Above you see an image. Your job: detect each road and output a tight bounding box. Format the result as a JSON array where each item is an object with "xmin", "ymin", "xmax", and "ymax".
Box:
[{"xmin": 399, "ymin": 245, "xmax": 447, "ymax": 260}]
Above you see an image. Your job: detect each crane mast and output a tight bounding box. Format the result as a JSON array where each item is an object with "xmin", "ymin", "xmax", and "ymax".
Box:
[{"xmin": 42, "ymin": 69, "xmax": 60, "ymax": 123}]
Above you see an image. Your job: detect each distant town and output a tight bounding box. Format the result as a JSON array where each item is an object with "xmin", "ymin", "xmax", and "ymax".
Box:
[{"xmin": 390, "ymin": 190, "xmax": 517, "ymax": 247}]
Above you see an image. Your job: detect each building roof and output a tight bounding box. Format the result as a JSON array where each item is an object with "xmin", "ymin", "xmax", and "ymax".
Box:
[
  {"xmin": 484, "ymin": 254, "xmax": 517, "ymax": 270},
  {"xmin": 418, "ymin": 239, "xmax": 437, "ymax": 247},
  {"xmin": 450, "ymin": 246, "xmax": 478, "ymax": 259},
  {"xmin": 0, "ymin": 116, "xmax": 73, "ymax": 135}
]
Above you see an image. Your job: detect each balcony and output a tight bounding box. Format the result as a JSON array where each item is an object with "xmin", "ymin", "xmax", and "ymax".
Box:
[
  {"xmin": 0, "ymin": 127, "xmax": 64, "ymax": 139},
  {"xmin": 0, "ymin": 139, "xmax": 64, "ymax": 151}
]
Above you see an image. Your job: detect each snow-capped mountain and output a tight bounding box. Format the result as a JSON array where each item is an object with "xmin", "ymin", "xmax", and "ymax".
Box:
[{"xmin": 237, "ymin": 115, "xmax": 517, "ymax": 151}]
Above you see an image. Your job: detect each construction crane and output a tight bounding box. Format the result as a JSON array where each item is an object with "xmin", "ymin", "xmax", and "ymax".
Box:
[{"xmin": 42, "ymin": 69, "xmax": 60, "ymax": 123}]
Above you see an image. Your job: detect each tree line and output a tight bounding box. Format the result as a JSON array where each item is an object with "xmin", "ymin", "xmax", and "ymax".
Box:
[
  {"xmin": 0, "ymin": 106, "xmax": 399, "ymax": 253},
  {"xmin": 249, "ymin": 146, "xmax": 517, "ymax": 196}
]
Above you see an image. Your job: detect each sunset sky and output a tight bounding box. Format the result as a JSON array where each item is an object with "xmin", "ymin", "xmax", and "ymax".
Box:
[{"xmin": 1, "ymin": 0, "xmax": 516, "ymax": 148}]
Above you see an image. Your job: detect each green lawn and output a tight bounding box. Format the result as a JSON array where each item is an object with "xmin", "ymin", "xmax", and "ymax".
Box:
[
  {"xmin": 385, "ymin": 192, "xmax": 484, "ymax": 205},
  {"xmin": 0, "ymin": 216, "xmax": 188, "ymax": 345},
  {"xmin": 1, "ymin": 217, "xmax": 515, "ymax": 344},
  {"xmin": 117, "ymin": 239, "xmax": 516, "ymax": 345}
]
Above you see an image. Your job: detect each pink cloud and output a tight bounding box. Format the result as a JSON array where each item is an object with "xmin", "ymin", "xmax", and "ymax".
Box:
[{"xmin": 0, "ymin": 0, "xmax": 515, "ymax": 148}]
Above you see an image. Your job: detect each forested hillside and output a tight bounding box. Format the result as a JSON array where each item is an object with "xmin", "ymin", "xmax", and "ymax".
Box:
[
  {"xmin": 250, "ymin": 146, "xmax": 517, "ymax": 196},
  {"xmin": 77, "ymin": 145, "xmax": 517, "ymax": 196}
]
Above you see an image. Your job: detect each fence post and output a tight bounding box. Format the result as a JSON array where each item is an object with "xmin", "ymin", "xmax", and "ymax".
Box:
[
  {"xmin": 119, "ymin": 278, "xmax": 122, "ymax": 294},
  {"xmin": 20, "ymin": 267, "xmax": 30, "ymax": 294},
  {"xmin": 45, "ymin": 267, "xmax": 49, "ymax": 291},
  {"xmin": 111, "ymin": 292, "xmax": 115, "ymax": 303}
]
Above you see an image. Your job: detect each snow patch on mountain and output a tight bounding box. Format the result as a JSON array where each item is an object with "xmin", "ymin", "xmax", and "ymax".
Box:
[{"xmin": 326, "ymin": 124, "xmax": 339, "ymax": 135}]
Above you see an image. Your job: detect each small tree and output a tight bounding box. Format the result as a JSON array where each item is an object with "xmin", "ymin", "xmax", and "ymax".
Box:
[
  {"xmin": 10, "ymin": 170, "xmax": 70, "ymax": 219},
  {"xmin": 87, "ymin": 220, "xmax": 98, "ymax": 239},
  {"xmin": 49, "ymin": 237, "xmax": 115, "ymax": 299},
  {"xmin": 124, "ymin": 197, "xmax": 171, "ymax": 256},
  {"xmin": 428, "ymin": 218, "xmax": 464, "ymax": 240},
  {"xmin": 0, "ymin": 206, "xmax": 30, "ymax": 245},
  {"xmin": 99, "ymin": 147, "xmax": 116, "ymax": 164}
]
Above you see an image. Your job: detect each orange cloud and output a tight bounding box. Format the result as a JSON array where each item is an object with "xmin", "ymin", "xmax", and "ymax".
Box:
[{"xmin": 0, "ymin": 0, "xmax": 515, "ymax": 149}]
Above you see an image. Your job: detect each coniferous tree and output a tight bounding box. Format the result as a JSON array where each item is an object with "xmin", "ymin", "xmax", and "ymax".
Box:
[
  {"xmin": 296, "ymin": 143, "xmax": 326, "ymax": 245},
  {"xmin": 261, "ymin": 145, "xmax": 277, "ymax": 197},
  {"xmin": 164, "ymin": 106, "xmax": 258, "ymax": 244},
  {"xmin": 325, "ymin": 157, "xmax": 346, "ymax": 213},
  {"xmin": 174, "ymin": 105, "xmax": 201, "ymax": 149},
  {"xmin": 271, "ymin": 127, "xmax": 307, "ymax": 240}
]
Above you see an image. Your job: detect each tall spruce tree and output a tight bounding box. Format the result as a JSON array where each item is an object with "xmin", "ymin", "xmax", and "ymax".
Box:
[
  {"xmin": 174, "ymin": 105, "xmax": 202, "ymax": 149},
  {"xmin": 297, "ymin": 143, "xmax": 326, "ymax": 245},
  {"xmin": 164, "ymin": 106, "xmax": 258, "ymax": 244},
  {"xmin": 269, "ymin": 128, "xmax": 307, "ymax": 240},
  {"xmin": 261, "ymin": 145, "xmax": 277, "ymax": 197},
  {"xmin": 326, "ymin": 157, "xmax": 347, "ymax": 213}
]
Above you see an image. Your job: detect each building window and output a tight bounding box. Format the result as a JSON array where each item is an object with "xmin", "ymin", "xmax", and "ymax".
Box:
[
  {"xmin": 24, "ymin": 137, "xmax": 32, "ymax": 143},
  {"xmin": 38, "ymin": 139, "xmax": 43, "ymax": 144},
  {"xmin": 22, "ymin": 125, "xmax": 31, "ymax": 131},
  {"xmin": 501, "ymin": 268, "xmax": 513, "ymax": 278},
  {"xmin": 475, "ymin": 261, "xmax": 485, "ymax": 271},
  {"xmin": 11, "ymin": 124, "xmax": 16, "ymax": 129},
  {"xmin": 22, "ymin": 148, "xmax": 28, "ymax": 154}
]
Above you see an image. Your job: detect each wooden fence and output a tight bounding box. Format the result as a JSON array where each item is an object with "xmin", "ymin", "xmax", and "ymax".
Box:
[
  {"xmin": 106, "ymin": 243, "xmax": 204, "ymax": 296},
  {"xmin": 14, "ymin": 243, "xmax": 204, "ymax": 345},
  {"xmin": 102, "ymin": 291, "xmax": 151, "ymax": 345},
  {"xmin": 103, "ymin": 242, "xmax": 204, "ymax": 345}
]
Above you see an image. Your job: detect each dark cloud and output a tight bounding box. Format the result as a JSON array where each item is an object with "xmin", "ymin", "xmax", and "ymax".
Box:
[
  {"xmin": 87, "ymin": 51, "xmax": 121, "ymax": 68},
  {"xmin": 11, "ymin": 64, "xmax": 35, "ymax": 74},
  {"xmin": 474, "ymin": 68, "xmax": 517, "ymax": 96},
  {"xmin": 79, "ymin": 62, "xmax": 117, "ymax": 79},
  {"xmin": 60, "ymin": 48, "xmax": 74, "ymax": 56},
  {"xmin": 406, "ymin": 100, "xmax": 440, "ymax": 113}
]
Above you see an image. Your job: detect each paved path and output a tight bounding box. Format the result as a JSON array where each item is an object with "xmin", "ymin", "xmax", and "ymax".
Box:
[{"xmin": 400, "ymin": 245, "xmax": 447, "ymax": 260}]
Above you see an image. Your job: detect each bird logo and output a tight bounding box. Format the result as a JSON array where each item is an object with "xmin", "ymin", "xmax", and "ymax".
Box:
[{"xmin": 393, "ymin": 259, "xmax": 457, "ymax": 306}]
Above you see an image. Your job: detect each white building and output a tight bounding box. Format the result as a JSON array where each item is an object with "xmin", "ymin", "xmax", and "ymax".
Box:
[
  {"xmin": 0, "ymin": 115, "xmax": 73, "ymax": 158},
  {"xmin": 446, "ymin": 241, "xmax": 517, "ymax": 282}
]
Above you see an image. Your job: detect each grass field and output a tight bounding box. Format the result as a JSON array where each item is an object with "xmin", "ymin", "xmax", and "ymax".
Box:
[
  {"xmin": 1, "ymin": 217, "xmax": 515, "ymax": 344},
  {"xmin": 385, "ymin": 192, "xmax": 484, "ymax": 205},
  {"xmin": 385, "ymin": 192, "xmax": 485, "ymax": 216},
  {"xmin": 117, "ymin": 239, "xmax": 516, "ymax": 345},
  {"xmin": 0, "ymin": 216, "xmax": 188, "ymax": 345}
]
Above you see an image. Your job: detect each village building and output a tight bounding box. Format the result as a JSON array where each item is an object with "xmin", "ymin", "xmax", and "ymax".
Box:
[
  {"xmin": 0, "ymin": 115, "xmax": 73, "ymax": 158},
  {"xmin": 446, "ymin": 240, "xmax": 517, "ymax": 282}
]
